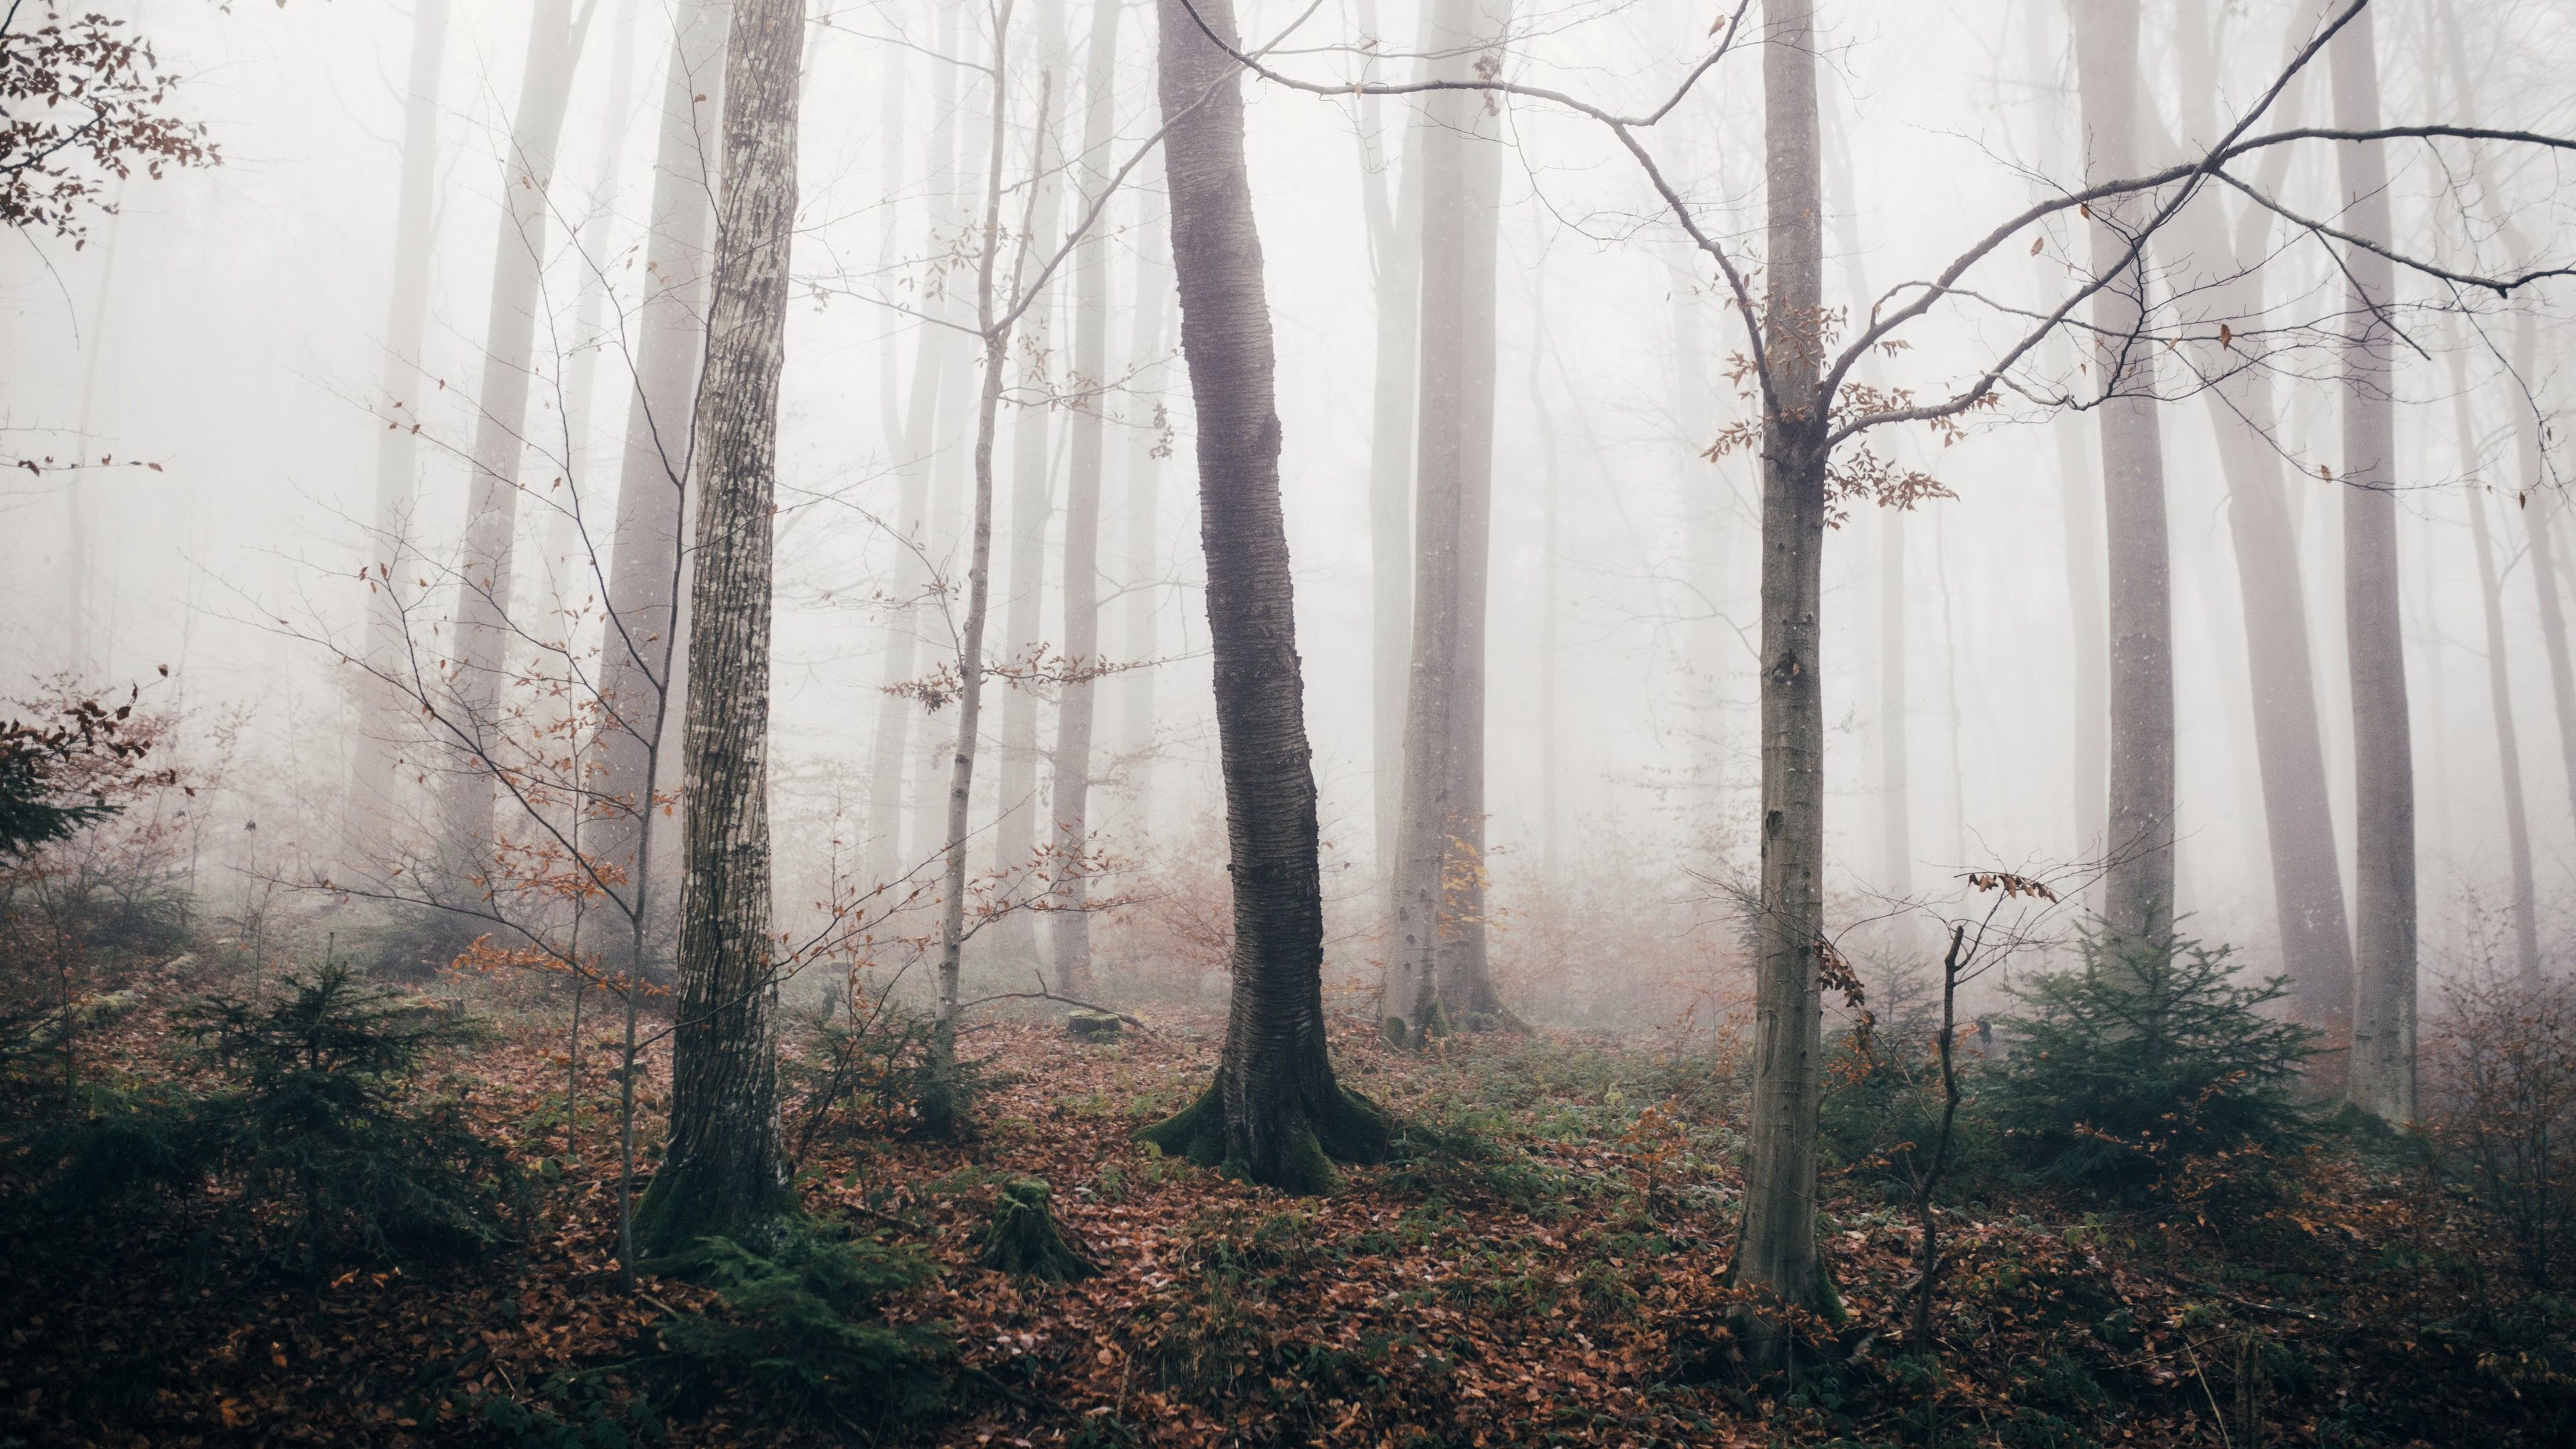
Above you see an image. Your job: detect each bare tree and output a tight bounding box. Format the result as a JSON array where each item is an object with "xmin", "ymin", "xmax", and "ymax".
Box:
[
  {"xmin": 2332, "ymin": 1, "xmax": 2414, "ymax": 1124},
  {"xmin": 2453, "ymin": 343, "xmax": 2542, "ymax": 983},
  {"xmin": 1136, "ymin": 0, "xmax": 1391, "ymax": 1191},
  {"xmin": 591, "ymin": 0, "xmax": 725, "ymax": 976},
  {"xmin": 1389, "ymin": 0, "xmax": 1515, "ymax": 1038},
  {"xmin": 442, "ymin": 0, "xmax": 598, "ymax": 894},
  {"xmin": 632, "ymin": 0, "xmax": 807, "ymax": 1258},
  {"xmin": 1046, "ymin": 0, "xmax": 1130, "ymax": 998},
  {"xmin": 1116, "ymin": 175, "xmax": 1173, "ymax": 829},
  {"xmin": 351, "ymin": 0, "xmax": 451, "ymax": 860}
]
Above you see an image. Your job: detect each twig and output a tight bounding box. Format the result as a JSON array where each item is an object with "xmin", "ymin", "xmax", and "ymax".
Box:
[{"xmin": 956, "ymin": 971, "xmax": 1158, "ymax": 1034}]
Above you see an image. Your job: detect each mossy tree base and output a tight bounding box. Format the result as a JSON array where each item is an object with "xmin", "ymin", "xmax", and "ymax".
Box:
[
  {"xmin": 1139, "ymin": 1075, "xmax": 1391, "ymax": 1196},
  {"xmin": 981, "ymin": 1178, "xmax": 1097, "ymax": 1281},
  {"xmin": 631, "ymin": 1167, "xmax": 804, "ymax": 1273}
]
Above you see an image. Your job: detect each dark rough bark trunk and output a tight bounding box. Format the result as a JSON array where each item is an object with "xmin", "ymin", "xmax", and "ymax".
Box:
[
  {"xmin": 1391, "ymin": 0, "xmax": 1512, "ymax": 1035},
  {"xmin": 2071, "ymin": 0, "xmax": 2175, "ymax": 949},
  {"xmin": 1137, "ymin": 0, "xmax": 1387, "ymax": 1193},
  {"xmin": 1046, "ymin": 0, "xmax": 1126, "ymax": 997},
  {"xmin": 1730, "ymin": 0, "xmax": 1832, "ymax": 1373},
  {"xmin": 2332, "ymin": 5, "xmax": 2414, "ymax": 1123},
  {"xmin": 443, "ymin": 0, "xmax": 592, "ymax": 888},
  {"xmin": 632, "ymin": 0, "xmax": 805, "ymax": 1258},
  {"xmin": 2170, "ymin": 0, "xmax": 2354, "ymax": 1034},
  {"xmin": 352, "ymin": 0, "xmax": 450, "ymax": 860},
  {"xmin": 593, "ymin": 0, "xmax": 724, "ymax": 975},
  {"xmin": 2453, "ymin": 356, "xmax": 2542, "ymax": 983}
]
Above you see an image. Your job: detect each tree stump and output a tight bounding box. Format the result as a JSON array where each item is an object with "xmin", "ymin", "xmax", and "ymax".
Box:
[
  {"xmin": 979, "ymin": 1178, "xmax": 1097, "ymax": 1282},
  {"xmin": 1065, "ymin": 1009, "xmax": 1123, "ymax": 1040}
]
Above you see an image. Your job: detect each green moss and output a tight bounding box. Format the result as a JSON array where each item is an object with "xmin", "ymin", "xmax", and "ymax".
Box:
[
  {"xmin": 1137, "ymin": 1081, "xmax": 1393, "ymax": 1196},
  {"xmin": 1138, "ymin": 1083, "xmax": 1228, "ymax": 1165},
  {"xmin": 632, "ymin": 1165, "xmax": 803, "ymax": 1272},
  {"xmin": 981, "ymin": 1178, "xmax": 1097, "ymax": 1281}
]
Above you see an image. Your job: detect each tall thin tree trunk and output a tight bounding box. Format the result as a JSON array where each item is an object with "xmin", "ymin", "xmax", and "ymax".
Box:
[
  {"xmin": 2169, "ymin": 0, "xmax": 2354, "ymax": 1035},
  {"xmin": 1118, "ymin": 176, "xmax": 1172, "ymax": 829},
  {"xmin": 1358, "ymin": 0, "xmax": 1428, "ymax": 890},
  {"xmin": 1046, "ymin": 0, "xmax": 1126, "ymax": 996},
  {"xmin": 2453, "ymin": 356, "xmax": 2542, "ymax": 981},
  {"xmin": 1138, "ymin": 0, "xmax": 1389, "ymax": 1191},
  {"xmin": 2071, "ymin": 0, "xmax": 2176, "ymax": 949},
  {"xmin": 352, "ymin": 0, "xmax": 451, "ymax": 857},
  {"xmin": 912, "ymin": 0, "xmax": 977, "ymax": 867},
  {"xmin": 593, "ymin": 0, "xmax": 724, "ymax": 974},
  {"xmin": 1532, "ymin": 233, "xmax": 1562, "ymax": 883},
  {"xmin": 2507, "ymin": 303, "xmax": 2576, "ymax": 837},
  {"xmin": 2332, "ymin": 3, "xmax": 2415, "ymax": 1122},
  {"xmin": 443, "ymin": 0, "xmax": 594, "ymax": 891},
  {"xmin": 551, "ymin": 0, "xmax": 639, "ymax": 633},
  {"xmin": 1730, "ymin": 0, "xmax": 1832, "ymax": 1373},
  {"xmin": 994, "ymin": 0, "xmax": 1069, "ymax": 963},
  {"xmin": 1392, "ymin": 0, "xmax": 1513, "ymax": 1034},
  {"xmin": 631, "ymin": 0, "xmax": 806, "ymax": 1257}
]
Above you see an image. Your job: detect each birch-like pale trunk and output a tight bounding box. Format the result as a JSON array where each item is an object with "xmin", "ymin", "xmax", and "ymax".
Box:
[
  {"xmin": 2451, "ymin": 352, "xmax": 2542, "ymax": 983},
  {"xmin": 443, "ymin": 0, "xmax": 595, "ymax": 890},
  {"xmin": 631, "ymin": 0, "xmax": 804, "ymax": 1257},
  {"xmin": 2332, "ymin": 3, "xmax": 2415, "ymax": 1123},
  {"xmin": 927, "ymin": 20, "xmax": 1041, "ymax": 1136},
  {"xmin": 351, "ymin": 0, "xmax": 451, "ymax": 859},
  {"xmin": 1137, "ymin": 0, "xmax": 1389, "ymax": 1192},
  {"xmin": 1392, "ymin": 0, "xmax": 1513, "ymax": 1035},
  {"xmin": 1117, "ymin": 176, "xmax": 1172, "ymax": 828},
  {"xmin": 2071, "ymin": 0, "xmax": 2176, "ymax": 951},
  {"xmin": 592, "ymin": 0, "xmax": 724, "ymax": 973},
  {"xmin": 2172, "ymin": 0, "xmax": 2353, "ymax": 1032},
  {"xmin": 1731, "ymin": 0, "xmax": 1832, "ymax": 1371},
  {"xmin": 1668, "ymin": 238, "xmax": 1728, "ymax": 867},
  {"xmin": 1531, "ymin": 236, "xmax": 1563, "ymax": 882},
  {"xmin": 1046, "ymin": 0, "xmax": 1126, "ymax": 996},
  {"xmin": 1357, "ymin": 0, "xmax": 1428, "ymax": 888},
  {"xmin": 911, "ymin": 0, "xmax": 977, "ymax": 865},
  {"xmin": 994, "ymin": 0, "xmax": 1069, "ymax": 965}
]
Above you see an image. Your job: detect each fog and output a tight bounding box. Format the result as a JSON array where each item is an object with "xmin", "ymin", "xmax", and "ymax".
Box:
[{"xmin": 8, "ymin": 0, "xmax": 2576, "ymax": 1028}]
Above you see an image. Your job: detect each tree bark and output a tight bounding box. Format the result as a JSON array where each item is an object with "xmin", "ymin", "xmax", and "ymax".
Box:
[
  {"xmin": 2507, "ymin": 301, "xmax": 2576, "ymax": 839},
  {"xmin": 443, "ymin": 0, "xmax": 595, "ymax": 890},
  {"xmin": 2332, "ymin": 3, "xmax": 2415, "ymax": 1123},
  {"xmin": 1357, "ymin": 0, "xmax": 1428, "ymax": 891},
  {"xmin": 994, "ymin": 0, "xmax": 1070, "ymax": 965},
  {"xmin": 1118, "ymin": 176, "xmax": 1173, "ymax": 829},
  {"xmin": 351, "ymin": 0, "xmax": 451, "ymax": 861},
  {"xmin": 592, "ymin": 0, "xmax": 725, "ymax": 975},
  {"xmin": 2170, "ymin": 0, "xmax": 2354, "ymax": 1034},
  {"xmin": 1729, "ymin": 0, "xmax": 1833, "ymax": 1373},
  {"xmin": 2070, "ymin": 0, "xmax": 2176, "ymax": 950},
  {"xmin": 633, "ymin": 0, "xmax": 806, "ymax": 1257},
  {"xmin": 1137, "ymin": 0, "xmax": 1388, "ymax": 1192},
  {"xmin": 1046, "ymin": 0, "xmax": 1127, "ymax": 997},
  {"xmin": 1391, "ymin": 0, "xmax": 1513, "ymax": 1035},
  {"xmin": 2452, "ymin": 354, "xmax": 2542, "ymax": 983}
]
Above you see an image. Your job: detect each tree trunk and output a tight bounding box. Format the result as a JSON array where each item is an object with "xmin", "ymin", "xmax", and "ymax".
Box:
[
  {"xmin": 1392, "ymin": 0, "xmax": 1513, "ymax": 1035},
  {"xmin": 1046, "ymin": 0, "xmax": 1127, "ymax": 997},
  {"xmin": 1531, "ymin": 232, "xmax": 1562, "ymax": 883},
  {"xmin": 1729, "ymin": 0, "xmax": 1833, "ymax": 1373},
  {"xmin": 551, "ymin": 0, "xmax": 639, "ymax": 635},
  {"xmin": 2508, "ymin": 303, "xmax": 2576, "ymax": 838},
  {"xmin": 912, "ymin": 0, "xmax": 978, "ymax": 871},
  {"xmin": 632, "ymin": 0, "xmax": 806, "ymax": 1258},
  {"xmin": 1137, "ymin": 0, "xmax": 1389, "ymax": 1191},
  {"xmin": 994, "ymin": 0, "xmax": 1069, "ymax": 965},
  {"xmin": 1357, "ymin": 0, "xmax": 1428, "ymax": 891},
  {"xmin": 351, "ymin": 0, "xmax": 451, "ymax": 860},
  {"xmin": 2452, "ymin": 354, "xmax": 2542, "ymax": 982},
  {"xmin": 2070, "ymin": 0, "xmax": 2175, "ymax": 949},
  {"xmin": 443, "ymin": 0, "xmax": 594, "ymax": 890},
  {"xmin": 1118, "ymin": 176, "xmax": 1172, "ymax": 830},
  {"xmin": 593, "ymin": 0, "xmax": 725, "ymax": 975},
  {"xmin": 2169, "ymin": 0, "xmax": 2355, "ymax": 1034},
  {"xmin": 2332, "ymin": 4, "xmax": 2415, "ymax": 1123}
]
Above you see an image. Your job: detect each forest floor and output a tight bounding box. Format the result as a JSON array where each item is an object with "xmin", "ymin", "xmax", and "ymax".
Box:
[{"xmin": 5, "ymin": 979, "xmax": 2573, "ymax": 1448}]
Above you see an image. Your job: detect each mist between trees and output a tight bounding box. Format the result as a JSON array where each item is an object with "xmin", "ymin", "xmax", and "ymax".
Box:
[{"xmin": 9, "ymin": 0, "xmax": 2576, "ymax": 1441}]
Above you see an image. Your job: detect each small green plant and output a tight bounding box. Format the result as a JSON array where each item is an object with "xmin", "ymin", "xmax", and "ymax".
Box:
[
  {"xmin": 659, "ymin": 1222, "xmax": 952, "ymax": 1428},
  {"xmin": 176, "ymin": 961, "xmax": 519, "ymax": 1265},
  {"xmin": 1990, "ymin": 928, "xmax": 2316, "ymax": 1191}
]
